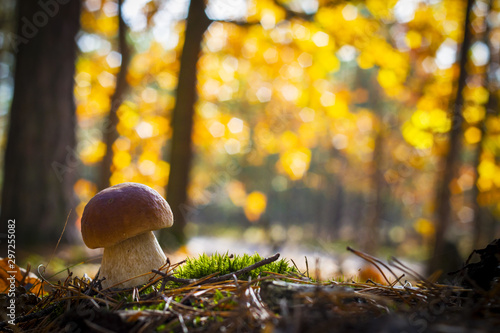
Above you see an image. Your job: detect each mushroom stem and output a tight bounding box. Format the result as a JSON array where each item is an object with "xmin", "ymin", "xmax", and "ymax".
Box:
[{"xmin": 100, "ymin": 231, "xmax": 166, "ymax": 288}]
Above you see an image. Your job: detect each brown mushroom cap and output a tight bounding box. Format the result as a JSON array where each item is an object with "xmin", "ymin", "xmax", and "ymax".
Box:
[{"xmin": 81, "ymin": 182, "xmax": 173, "ymax": 249}]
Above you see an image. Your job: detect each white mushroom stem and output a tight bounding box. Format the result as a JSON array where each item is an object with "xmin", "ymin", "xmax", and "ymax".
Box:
[{"xmin": 99, "ymin": 231, "xmax": 166, "ymax": 288}]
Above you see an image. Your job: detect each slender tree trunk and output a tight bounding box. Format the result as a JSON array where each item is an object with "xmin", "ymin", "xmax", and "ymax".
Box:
[
  {"xmin": 362, "ymin": 73, "xmax": 386, "ymax": 254},
  {"xmin": 363, "ymin": 124, "xmax": 385, "ymax": 254},
  {"xmin": 325, "ymin": 174, "xmax": 344, "ymax": 240},
  {"xmin": 321, "ymin": 149, "xmax": 345, "ymax": 240},
  {"xmin": 472, "ymin": 0, "xmax": 495, "ymax": 250},
  {"xmin": 160, "ymin": 0, "xmax": 211, "ymax": 249},
  {"xmin": 471, "ymin": 117, "xmax": 486, "ymax": 249},
  {"xmin": 0, "ymin": 0, "xmax": 81, "ymax": 255},
  {"xmin": 98, "ymin": 0, "xmax": 130, "ymax": 191},
  {"xmin": 428, "ymin": 0, "xmax": 473, "ymax": 275}
]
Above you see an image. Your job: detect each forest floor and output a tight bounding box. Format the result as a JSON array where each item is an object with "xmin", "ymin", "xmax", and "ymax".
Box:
[{"xmin": 1, "ymin": 240, "xmax": 499, "ymax": 332}]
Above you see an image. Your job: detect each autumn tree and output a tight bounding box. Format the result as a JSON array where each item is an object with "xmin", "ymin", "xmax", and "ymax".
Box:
[
  {"xmin": 428, "ymin": 0, "xmax": 473, "ymax": 276},
  {"xmin": 470, "ymin": 0, "xmax": 497, "ymax": 250},
  {"xmin": 161, "ymin": 1, "xmax": 318, "ymax": 247},
  {"xmin": 97, "ymin": 0, "xmax": 131, "ymax": 191},
  {"xmin": 69, "ymin": 0, "xmax": 500, "ymax": 261},
  {"xmin": 0, "ymin": 0, "xmax": 81, "ymax": 253},
  {"xmin": 159, "ymin": 0, "xmax": 211, "ymax": 248}
]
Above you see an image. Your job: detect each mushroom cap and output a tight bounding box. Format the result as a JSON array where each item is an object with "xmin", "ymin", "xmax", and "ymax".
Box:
[{"xmin": 81, "ymin": 182, "xmax": 173, "ymax": 249}]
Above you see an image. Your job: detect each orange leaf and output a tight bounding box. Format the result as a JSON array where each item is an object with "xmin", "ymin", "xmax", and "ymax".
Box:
[{"xmin": 0, "ymin": 258, "xmax": 46, "ymax": 296}]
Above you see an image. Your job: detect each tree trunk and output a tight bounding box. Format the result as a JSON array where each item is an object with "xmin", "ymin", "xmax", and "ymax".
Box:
[
  {"xmin": 472, "ymin": 0, "xmax": 495, "ymax": 250},
  {"xmin": 362, "ymin": 73, "xmax": 386, "ymax": 255},
  {"xmin": 363, "ymin": 124, "xmax": 385, "ymax": 254},
  {"xmin": 0, "ymin": 0, "xmax": 81, "ymax": 255},
  {"xmin": 160, "ymin": 0, "xmax": 211, "ymax": 249},
  {"xmin": 428, "ymin": 0, "xmax": 473, "ymax": 275},
  {"xmin": 98, "ymin": 0, "xmax": 130, "ymax": 191}
]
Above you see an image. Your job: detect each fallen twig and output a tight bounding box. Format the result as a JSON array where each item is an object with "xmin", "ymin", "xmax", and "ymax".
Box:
[{"xmin": 153, "ymin": 253, "xmax": 281, "ymax": 286}]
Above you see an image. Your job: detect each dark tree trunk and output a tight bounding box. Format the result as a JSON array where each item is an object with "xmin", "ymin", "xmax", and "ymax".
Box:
[
  {"xmin": 160, "ymin": 0, "xmax": 211, "ymax": 249},
  {"xmin": 362, "ymin": 73, "xmax": 386, "ymax": 255},
  {"xmin": 472, "ymin": 0, "xmax": 495, "ymax": 250},
  {"xmin": 0, "ymin": 0, "xmax": 81, "ymax": 255},
  {"xmin": 363, "ymin": 125, "xmax": 385, "ymax": 254},
  {"xmin": 330, "ymin": 181, "xmax": 344, "ymax": 238},
  {"xmin": 323, "ymin": 148, "xmax": 345, "ymax": 240},
  {"xmin": 98, "ymin": 0, "xmax": 130, "ymax": 191},
  {"xmin": 428, "ymin": 0, "xmax": 473, "ymax": 275}
]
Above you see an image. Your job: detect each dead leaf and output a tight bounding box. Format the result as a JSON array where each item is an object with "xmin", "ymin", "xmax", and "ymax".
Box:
[{"xmin": 0, "ymin": 257, "xmax": 46, "ymax": 296}]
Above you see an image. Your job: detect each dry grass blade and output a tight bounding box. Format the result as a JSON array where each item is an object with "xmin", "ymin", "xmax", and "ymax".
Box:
[
  {"xmin": 4, "ymin": 246, "xmax": 500, "ymax": 332},
  {"xmin": 346, "ymin": 246, "xmax": 403, "ymax": 286}
]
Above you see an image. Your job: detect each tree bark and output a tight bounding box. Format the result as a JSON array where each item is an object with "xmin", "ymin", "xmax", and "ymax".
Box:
[
  {"xmin": 97, "ymin": 0, "xmax": 130, "ymax": 191},
  {"xmin": 160, "ymin": 0, "xmax": 211, "ymax": 249},
  {"xmin": 0, "ymin": 0, "xmax": 81, "ymax": 255},
  {"xmin": 362, "ymin": 73, "xmax": 386, "ymax": 255},
  {"xmin": 471, "ymin": 0, "xmax": 495, "ymax": 250},
  {"xmin": 428, "ymin": 0, "xmax": 473, "ymax": 275},
  {"xmin": 363, "ymin": 124, "xmax": 385, "ymax": 254}
]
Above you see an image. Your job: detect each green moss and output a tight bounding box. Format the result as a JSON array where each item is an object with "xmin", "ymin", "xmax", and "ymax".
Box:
[
  {"xmin": 114, "ymin": 292, "xmax": 134, "ymax": 303},
  {"xmin": 213, "ymin": 289, "xmax": 225, "ymax": 303},
  {"xmin": 174, "ymin": 252, "xmax": 297, "ymax": 281},
  {"xmin": 155, "ymin": 324, "xmax": 166, "ymax": 331}
]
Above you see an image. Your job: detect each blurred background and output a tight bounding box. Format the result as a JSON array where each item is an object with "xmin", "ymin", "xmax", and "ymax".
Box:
[{"xmin": 0, "ymin": 0, "xmax": 499, "ymax": 279}]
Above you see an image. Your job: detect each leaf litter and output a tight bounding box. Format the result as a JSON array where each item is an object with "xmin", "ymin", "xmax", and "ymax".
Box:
[{"xmin": 1, "ymin": 241, "xmax": 500, "ymax": 332}]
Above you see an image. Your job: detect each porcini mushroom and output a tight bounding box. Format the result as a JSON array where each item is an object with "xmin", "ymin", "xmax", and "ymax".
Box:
[{"xmin": 81, "ymin": 182, "xmax": 173, "ymax": 288}]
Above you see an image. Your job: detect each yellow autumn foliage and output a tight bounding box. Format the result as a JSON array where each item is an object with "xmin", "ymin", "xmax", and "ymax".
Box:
[{"xmin": 244, "ymin": 191, "xmax": 267, "ymax": 222}]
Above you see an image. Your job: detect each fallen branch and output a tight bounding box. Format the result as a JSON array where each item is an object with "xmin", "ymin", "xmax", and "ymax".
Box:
[{"xmin": 153, "ymin": 253, "xmax": 281, "ymax": 286}]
